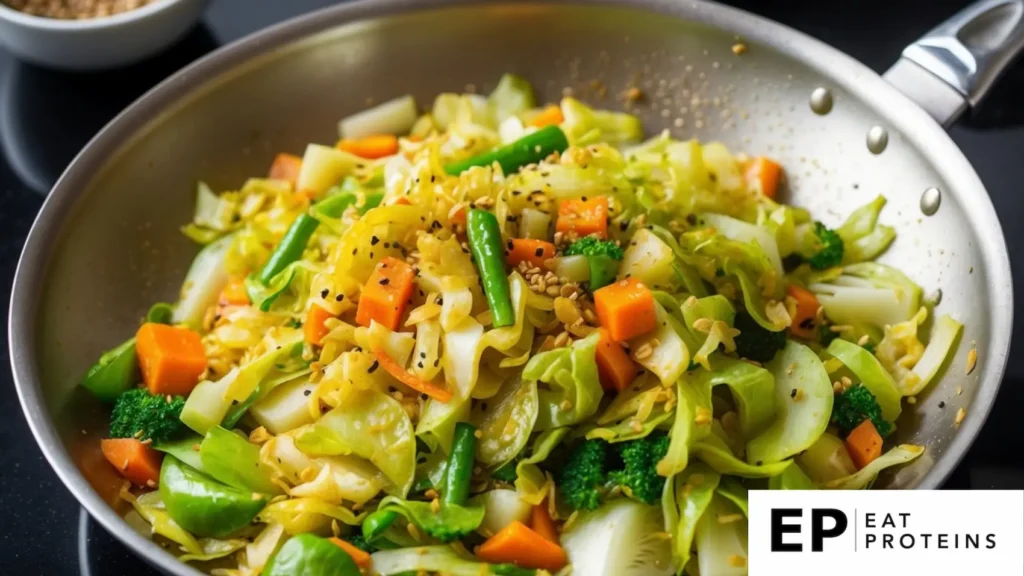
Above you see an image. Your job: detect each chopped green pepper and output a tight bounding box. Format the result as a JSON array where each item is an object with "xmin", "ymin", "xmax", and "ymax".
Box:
[
  {"xmin": 445, "ymin": 125, "xmax": 568, "ymax": 176},
  {"xmin": 466, "ymin": 209, "xmax": 515, "ymax": 327}
]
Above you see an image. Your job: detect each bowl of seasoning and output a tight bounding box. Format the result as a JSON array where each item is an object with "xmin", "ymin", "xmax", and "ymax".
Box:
[{"xmin": 0, "ymin": 0, "xmax": 210, "ymax": 70}]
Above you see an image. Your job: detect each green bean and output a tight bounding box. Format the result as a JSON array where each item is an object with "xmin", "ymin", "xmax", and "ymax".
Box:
[
  {"xmin": 466, "ymin": 210, "xmax": 515, "ymax": 327},
  {"xmin": 443, "ymin": 422, "xmax": 478, "ymax": 507},
  {"xmin": 445, "ymin": 125, "xmax": 569, "ymax": 176},
  {"xmin": 362, "ymin": 509, "xmax": 399, "ymax": 542}
]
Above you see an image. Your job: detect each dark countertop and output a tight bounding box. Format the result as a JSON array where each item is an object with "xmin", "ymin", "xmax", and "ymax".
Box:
[{"xmin": 0, "ymin": 0, "xmax": 1020, "ymax": 574}]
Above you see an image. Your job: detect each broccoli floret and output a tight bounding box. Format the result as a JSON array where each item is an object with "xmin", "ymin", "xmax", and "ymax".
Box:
[
  {"xmin": 109, "ymin": 388, "xmax": 187, "ymax": 443},
  {"xmin": 832, "ymin": 384, "xmax": 892, "ymax": 436},
  {"xmin": 733, "ymin": 312, "xmax": 786, "ymax": 363},
  {"xmin": 808, "ymin": 222, "xmax": 844, "ymax": 270},
  {"xmin": 819, "ymin": 323, "xmax": 839, "ymax": 347},
  {"xmin": 608, "ymin": 433, "xmax": 670, "ymax": 505},
  {"xmin": 345, "ymin": 533, "xmax": 375, "ymax": 554},
  {"xmin": 563, "ymin": 236, "xmax": 624, "ymax": 260},
  {"xmin": 559, "ymin": 439, "xmax": 609, "ymax": 511}
]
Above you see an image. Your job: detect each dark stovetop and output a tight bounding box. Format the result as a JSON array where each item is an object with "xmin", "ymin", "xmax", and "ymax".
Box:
[{"xmin": 1, "ymin": 0, "xmax": 1022, "ymax": 574}]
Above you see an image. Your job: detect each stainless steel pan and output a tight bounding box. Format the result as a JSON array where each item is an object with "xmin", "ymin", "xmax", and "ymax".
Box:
[{"xmin": 9, "ymin": 0, "xmax": 1017, "ymax": 574}]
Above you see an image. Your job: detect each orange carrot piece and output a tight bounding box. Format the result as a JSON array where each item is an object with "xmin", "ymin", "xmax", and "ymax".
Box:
[
  {"xmin": 373, "ymin": 348, "xmax": 453, "ymax": 403},
  {"xmin": 530, "ymin": 502, "xmax": 560, "ymax": 544},
  {"xmin": 844, "ymin": 419, "xmax": 883, "ymax": 470},
  {"xmin": 329, "ymin": 537, "xmax": 372, "ymax": 568},
  {"xmin": 556, "ymin": 197, "xmax": 609, "ymax": 239},
  {"xmin": 786, "ymin": 284, "xmax": 821, "ymax": 340},
  {"xmin": 450, "ymin": 204, "xmax": 467, "ymax": 227},
  {"xmin": 745, "ymin": 156, "xmax": 783, "ymax": 200},
  {"xmin": 505, "ymin": 238, "xmax": 556, "ymax": 268},
  {"xmin": 595, "ymin": 328, "xmax": 637, "ymax": 392},
  {"xmin": 101, "ymin": 438, "xmax": 163, "ymax": 487},
  {"xmin": 593, "ymin": 278, "xmax": 657, "ymax": 342},
  {"xmin": 337, "ymin": 134, "xmax": 399, "ymax": 159},
  {"xmin": 135, "ymin": 323, "xmax": 207, "ymax": 396},
  {"xmin": 305, "ymin": 304, "xmax": 336, "ymax": 345},
  {"xmin": 217, "ymin": 279, "xmax": 250, "ymax": 309},
  {"xmin": 268, "ymin": 153, "xmax": 302, "ymax": 186},
  {"xmin": 476, "ymin": 521, "xmax": 568, "ymax": 572},
  {"xmin": 356, "ymin": 257, "xmax": 416, "ymax": 331},
  {"xmin": 530, "ymin": 105, "xmax": 565, "ymax": 128}
]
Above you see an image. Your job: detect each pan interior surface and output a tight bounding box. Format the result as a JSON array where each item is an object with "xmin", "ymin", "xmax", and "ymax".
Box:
[{"xmin": 12, "ymin": 1, "xmax": 1009, "ymax": 573}]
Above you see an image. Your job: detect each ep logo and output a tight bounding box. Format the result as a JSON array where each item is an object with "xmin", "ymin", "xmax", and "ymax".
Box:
[{"xmin": 771, "ymin": 508, "xmax": 848, "ymax": 552}]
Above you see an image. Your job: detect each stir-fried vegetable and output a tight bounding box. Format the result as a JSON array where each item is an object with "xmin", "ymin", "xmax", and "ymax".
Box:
[{"xmin": 87, "ymin": 73, "xmax": 954, "ymax": 576}]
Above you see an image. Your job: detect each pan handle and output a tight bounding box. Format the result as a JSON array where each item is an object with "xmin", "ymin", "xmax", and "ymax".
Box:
[{"xmin": 883, "ymin": 0, "xmax": 1024, "ymax": 127}]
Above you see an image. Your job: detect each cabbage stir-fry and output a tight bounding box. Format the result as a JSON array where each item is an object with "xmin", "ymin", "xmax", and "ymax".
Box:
[{"xmin": 84, "ymin": 74, "xmax": 962, "ymax": 576}]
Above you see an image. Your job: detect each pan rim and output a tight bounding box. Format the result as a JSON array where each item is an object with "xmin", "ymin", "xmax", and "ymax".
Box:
[{"xmin": 8, "ymin": 0, "xmax": 1012, "ymax": 574}]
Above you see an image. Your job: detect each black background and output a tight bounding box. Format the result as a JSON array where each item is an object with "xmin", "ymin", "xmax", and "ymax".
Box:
[{"xmin": 1, "ymin": 0, "xmax": 1021, "ymax": 574}]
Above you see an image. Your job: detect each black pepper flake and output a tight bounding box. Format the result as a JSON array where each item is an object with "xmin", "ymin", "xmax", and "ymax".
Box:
[
  {"xmin": 320, "ymin": 288, "xmax": 329, "ymax": 298},
  {"xmin": 430, "ymin": 175, "xmax": 436, "ymax": 183},
  {"xmin": 353, "ymin": 248, "xmax": 358, "ymax": 255},
  {"xmin": 433, "ymin": 358, "xmax": 440, "ymax": 367},
  {"xmin": 303, "ymin": 389, "xmax": 312, "ymax": 396},
  {"xmin": 371, "ymin": 235, "xmax": 380, "ymax": 246},
  {"xmin": 535, "ymin": 247, "xmax": 544, "ymax": 257},
  {"xmin": 790, "ymin": 389, "xmax": 797, "ymax": 398},
  {"xmin": 384, "ymin": 242, "xmax": 391, "ymax": 249},
  {"xmin": 431, "ymin": 220, "xmax": 442, "ymax": 229},
  {"xmin": 938, "ymin": 401, "xmax": 946, "ymax": 408},
  {"xmin": 512, "ymin": 190, "xmax": 521, "ymax": 196},
  {"xmin": 620, "ymin": 221, "xmax": 629, "ymax": 231},
  {"xmin": 367, "ymin": 360, "xmax": 380, "ymax": 374},
  {"xmin": 507, "ymin": 240, "xmax": 515, "ymax": 250},
  {"xmin": 417, "ymin": 361, "xmax": 424, "ymax": 368},
  {"xmin": 420, "ymin": 352, "xmax": 426, "ymax": 358},
  {"xmin": 756, "ymin": 461, "xmax": 763, "ymax": 466},
  {"xmin": 421, "ymin": 393, "xmax": 429, "ymax": 400},
  {"xmin": 581, "ymin": 196, "xmax": 588, "ymax": 201},
  {"xmin": 336, "ymin": 294, "xmax": 344, "ymax": 302}
]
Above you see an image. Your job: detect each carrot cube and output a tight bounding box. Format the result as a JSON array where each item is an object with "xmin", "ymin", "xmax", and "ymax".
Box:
[
  {"xmin": 356, "ymin": 257, "xmax": 416, "ymax": 330},
  {"xmin": 556, "ymin": 197, "xmax": 608, "ymax": 239},
  {"xmin": 268, "ymin": 153, "xmax": 303, "ymax": 186},
  {"xmin": 135, "ymin": 323, "xmax": 207, "ymax": 396},
  {"xmin": 593, "ymin": 278, "xmax": 657, "ymax": 342},
  {"xmin": 595, "ymin": 328, "xmax": 637, "ymax": 391}
]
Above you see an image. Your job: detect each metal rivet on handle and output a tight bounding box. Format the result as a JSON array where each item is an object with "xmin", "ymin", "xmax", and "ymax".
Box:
[
  {"xmin": 920, "ymin": 187, "xmax": 941, "ymax": 216},
  {"xmin": 809, "ymin": 87, "xmax": 833, "ymax": 115},
  {"xmin": 866, "ymin": 126, "xmax": 888, "ymax": 154}
]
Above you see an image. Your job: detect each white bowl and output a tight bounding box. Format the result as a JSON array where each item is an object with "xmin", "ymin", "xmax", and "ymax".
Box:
[{"xmin": 0, "ymin": 0, "xmax": 210, "ymax": 70}]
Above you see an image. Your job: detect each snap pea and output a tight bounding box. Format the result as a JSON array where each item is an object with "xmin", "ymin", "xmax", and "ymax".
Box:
[
  {"xmin": 444, "ymin": 125, "xmax": 569, "ymax": 176},
  {"xmin": 263, "ymin": 533, "xmax": 360, "ymax": 576},
  {"xmin": 199, "ymin": 426, "xmax": 281, "ymax": 495},
  {"xmin": 80, "ymin": 337, "xmax": 138, "ymax": 402},
  {"xmin": 159, "ymin": 455, "xmax": 268, "ymax": 538},
  {"xmin": 442, "ymin": 422, "xmax": 478, "ymax": 506},
  {"xmin": 466, "ymin": 209, "xmax": 515, "ymax": 328},
  {"xmin": 256, "ymin": 190, "xmax": 383, "ymax": 285}
]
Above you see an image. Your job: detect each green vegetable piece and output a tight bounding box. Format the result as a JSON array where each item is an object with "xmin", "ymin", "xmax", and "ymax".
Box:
[
  {"xmin": 559, "ymin": 439, "xmax": 609, "ymax": 511},
  {"xmin": 490, "ymin": 461, "xmax": 518, "ymax": 483},
  {"xmin": 258, "ymin": 214, "xmax": 320, "ymax": 286},
  {"xmin": 109, "ymin": 388, "xmax": 187, "ymax": 443},
  {"xmin": 153, "ymin": 435, "xmax": 206, "ymax": 472},
  {"xmin": 587, "ymin": 254, "xmax": 620, "ymax": 290},
  {"xmin": 81, "ymin": 337, "xmax": 139, "ymax": 402},
  {"xmin": 263, "ymin": 533, "xmax": 361, "ymax": 576},
  {"xmin": 662, "ymin": 463, "xmax": 720, "ymax": 569},
  {"xmin": 443, "ymin": 422, "xmax": 478, "ymax": 506},
  {"xmin": 733, "ymin": 312, "xmax": 786, "ymax": 363},
  {"xmin": 466, "ymin": 209, "xmax": 515, "ymax": 327},
  {"xmin": 807, "ymin": 222, "xmax": 844, "ymax": 270},
  {"xmin": 608, "ymin": 433, "xmax": 670, "ymax": 505},
  {"xmin": 832, "ymin": 385, "xmax": 892, "ymax": 436},
  {"xmin": 362, "ymin": 510, "xmax": 399, "ymax": 543},
  {"xmin": 199, "ymin": 426, "xmax": 282, "ymax": 495},
  {"xmin": 377, "ymin": 496, "xmax": 485, "ymax": 543},
  {"xmin": 445, "ymin": 125, "xmax": 569, "ymax": 176},
  {"xmin": 146, "ymin": 302, "xmax": 175, "ymax": 324},
  {"xmin": 159, "ymin": 456, "xmax": 268, "ymax": 538}
]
